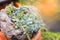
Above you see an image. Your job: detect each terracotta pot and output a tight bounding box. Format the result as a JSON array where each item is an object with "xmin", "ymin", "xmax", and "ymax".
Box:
[
  {"xmin": 0, "ymin": 30, "xmax": 41, "ymax": 40},
  {"xmin": 32, "ymin": 30, "xmax": 42, "ymax": 40},
  {"xmin": 0, "ymin": 32, "xmax": 9, "ymax": 40}
]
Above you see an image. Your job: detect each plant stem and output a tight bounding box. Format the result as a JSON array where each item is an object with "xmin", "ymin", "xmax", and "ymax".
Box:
[{"xmin": 21, "ymin": 26, "xmax": 31, "ymax": 40}]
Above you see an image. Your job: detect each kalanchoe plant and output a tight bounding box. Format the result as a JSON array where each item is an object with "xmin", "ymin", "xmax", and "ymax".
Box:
[{"xmin": 5, "ymin": 4, "xmax": 45, "ymax": 40}]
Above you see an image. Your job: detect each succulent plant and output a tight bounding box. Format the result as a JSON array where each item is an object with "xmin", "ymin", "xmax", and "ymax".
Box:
[{"xmin": 4, "ymin": 4, "xmax": 45, "ymax": 40}]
